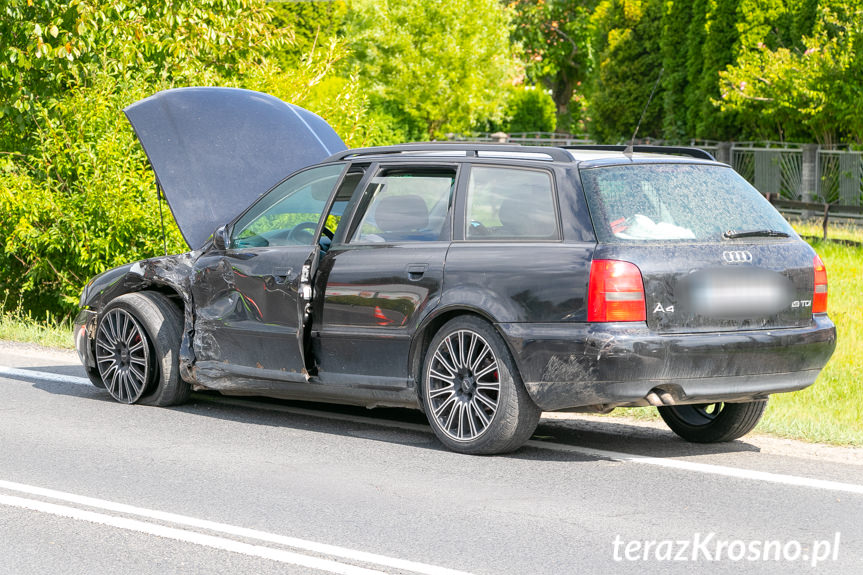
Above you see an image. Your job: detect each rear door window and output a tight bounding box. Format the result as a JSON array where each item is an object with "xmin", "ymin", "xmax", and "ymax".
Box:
[
  {"xmin": 580, "ymin": 163, "xmax": 795, "ymax": 243},
  {"xmin": 465, "ymin": 166, "xmax": 559, "ymax": 240},
  {"xmin": 349, "ymin": 167, "xmax": 455, "ymax": 243}
]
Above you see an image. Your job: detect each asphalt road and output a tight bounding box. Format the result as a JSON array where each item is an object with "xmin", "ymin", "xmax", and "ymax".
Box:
[{"xmin": 1, "ymin": 341, "xmax": 861, "ymax": 574}]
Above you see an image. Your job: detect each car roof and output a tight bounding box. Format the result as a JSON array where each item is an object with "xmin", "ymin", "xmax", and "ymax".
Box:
[
  {"xmin": 325, "ymin": 143, "xmax": 722, "ymax": 168},
  {"xmin": 568, "ymin": 150, "xmax": 723, "ymax": 168}
]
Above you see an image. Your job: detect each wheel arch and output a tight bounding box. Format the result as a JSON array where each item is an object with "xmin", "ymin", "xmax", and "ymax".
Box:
[
  {"xmin": 93, "ymin": 290, "xmax": 191, "ymax": 405},
  {"xmin": 408, "ymin": 305, "xmax": 524, "ymax": 404},
  {"xmin": 85, "ymin": 285, "xmax": 184, "ymax": 367},
  {"xmin": 80, "ymin": 255, "xmax": 197, "ymax": 376}
]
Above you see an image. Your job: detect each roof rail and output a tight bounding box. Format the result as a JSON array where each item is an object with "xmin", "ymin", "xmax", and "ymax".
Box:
[
  {"xmin": 563, "ymin": 144, "xmax": 716, "ymax": 161},
  {"xmin": 325, "ymin": 142, "xmax": 575, "ymax": 163}
]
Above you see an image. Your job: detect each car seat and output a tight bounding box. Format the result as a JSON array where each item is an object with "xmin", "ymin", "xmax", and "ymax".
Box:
[{"xmin": 373, "ymin": 194, "xmax": 438, "ymax": 242}]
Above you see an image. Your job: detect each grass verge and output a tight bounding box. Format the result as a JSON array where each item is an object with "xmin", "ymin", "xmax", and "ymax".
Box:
[{"xmin": 0, "ymin": 304, "xmax": 74, "ymax": 350}]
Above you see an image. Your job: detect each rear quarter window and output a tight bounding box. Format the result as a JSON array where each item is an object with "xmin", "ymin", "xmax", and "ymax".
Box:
[
  {"xmin": 465, "ymin": 166, "xmax": 559, "ymax": 240},
  {"xmin": 580, "ymin": 163, "xmax": 795, "ymax": 243}
]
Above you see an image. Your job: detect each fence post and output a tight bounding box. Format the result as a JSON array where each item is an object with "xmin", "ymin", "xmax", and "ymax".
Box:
[
  {"xmin": 801, "ymin": 144, "xmax": 819, "ymax": 219},
  {"xmin": 715, "ymin": 141, "xmax": 732, "ymax": 165}
]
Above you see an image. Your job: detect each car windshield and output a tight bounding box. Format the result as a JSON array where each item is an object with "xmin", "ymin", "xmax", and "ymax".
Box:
[{"xmin": 580, "ymin": 163, "xmax": 796, "ymax": 243}]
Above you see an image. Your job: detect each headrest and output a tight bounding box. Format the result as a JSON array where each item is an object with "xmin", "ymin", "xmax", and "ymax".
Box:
[{"xmin": 374, "ymin": 194, "xmax": 429, "ymax": 233}]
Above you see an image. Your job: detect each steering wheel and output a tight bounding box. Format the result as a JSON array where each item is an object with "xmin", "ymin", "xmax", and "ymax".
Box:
[{"xmin": 288, "ymin": 221, "xmax": 318, "ymax": 243}]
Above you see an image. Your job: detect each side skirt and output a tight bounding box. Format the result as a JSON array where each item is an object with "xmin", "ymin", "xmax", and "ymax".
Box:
[{"xmin": 190, "ymin": 360, "xmax": 419, "ymax": 409}]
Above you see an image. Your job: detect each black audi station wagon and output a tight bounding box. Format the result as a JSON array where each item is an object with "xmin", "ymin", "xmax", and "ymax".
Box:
[{"xmin": 74, "ymin": 88, "xmax": 836, "ymax": 454}]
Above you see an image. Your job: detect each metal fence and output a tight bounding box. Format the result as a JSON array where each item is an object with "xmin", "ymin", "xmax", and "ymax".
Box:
[
  {"xmin": 818, "ymin": 150, "xmax": 863, "ymax": 205},
  {"xmin": 453, "ymin": 134, "xmax": 863, "ymax": 206},
  {"xmin": 722, "ymin": 147, "xmax": 863, "ymax": 206}
]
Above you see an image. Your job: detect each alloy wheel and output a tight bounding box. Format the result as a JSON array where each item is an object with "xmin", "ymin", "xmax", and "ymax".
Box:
[
  {"xmin": 425, "ymin": 329, "xmax": 500, "ymax": 442},
  {"xmin": 95, "ymin": 309, "xmax": 150, "ymax": 403}
]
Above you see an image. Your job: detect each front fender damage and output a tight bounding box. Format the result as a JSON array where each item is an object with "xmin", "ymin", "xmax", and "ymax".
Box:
[{"xmin": 81, "ymin": 251, "xmax": 202, "ymax": 384}]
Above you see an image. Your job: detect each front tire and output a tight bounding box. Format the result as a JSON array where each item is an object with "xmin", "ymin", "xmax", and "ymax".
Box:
[
  {"xmin": 421, "ymin": 316, "xmax": 540, "ymax": 454},
  {"xmin": 658, "ymin": 400, "xmax": 767, "ymax": 443},
  {"xmin": 83, "ymin": 364, "xmax": 105, "ymax": 389},
  {"xmin": 95, "ymin": 292, "xmax": 190, "ymax": 406}
]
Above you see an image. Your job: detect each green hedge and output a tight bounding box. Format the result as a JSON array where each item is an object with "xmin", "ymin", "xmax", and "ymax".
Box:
[{"xmin": 0, "ymin": 77, "xmax": 186, "ymax": 317}]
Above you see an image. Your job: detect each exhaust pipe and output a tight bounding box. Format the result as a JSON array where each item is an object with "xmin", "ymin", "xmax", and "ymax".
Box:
[{"xmin": 645, "ymin": 389, "xmax": 676, "ymax": 406}]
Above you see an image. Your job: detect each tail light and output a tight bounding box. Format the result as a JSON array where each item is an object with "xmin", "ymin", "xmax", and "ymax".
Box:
[
  {"xmin": 813, "ymin": 255, "xmax": 828, "ymax": 313},
  {"xmin": 588, "ymin": 260, "xmax": 646, "ymax": 322}
]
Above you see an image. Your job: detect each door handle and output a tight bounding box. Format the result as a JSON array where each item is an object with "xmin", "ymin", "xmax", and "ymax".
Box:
[
  {"xmin": 274, "ymin": 266, "xmax": 293, "ymax": 284},
  {"xmin": 406, "ymin": 263, "xmax": 428, "ymax": 281}
]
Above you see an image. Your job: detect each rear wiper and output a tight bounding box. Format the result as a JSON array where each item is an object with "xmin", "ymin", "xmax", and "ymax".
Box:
[{"xmin": 723, "ymin": 229, "xmax": 790, "ymax": 239}]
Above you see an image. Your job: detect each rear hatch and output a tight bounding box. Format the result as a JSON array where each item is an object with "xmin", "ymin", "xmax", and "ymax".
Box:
[{"xmin": 580, "ymin": 161, "xmax": 817, "ymax": 333}]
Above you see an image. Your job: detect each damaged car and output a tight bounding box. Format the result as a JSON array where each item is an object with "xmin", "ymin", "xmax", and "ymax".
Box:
[{"xmin": 74, "ymin": 87, "xmax": 836, "ymax": 454}]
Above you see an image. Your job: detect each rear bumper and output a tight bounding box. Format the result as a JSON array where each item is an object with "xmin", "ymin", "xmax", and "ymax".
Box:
[{"xmin": 498, "ymin": 315, "xmax": 837, "ymax": 411}]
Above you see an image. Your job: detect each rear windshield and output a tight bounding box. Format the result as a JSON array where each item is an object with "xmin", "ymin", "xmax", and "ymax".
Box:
[{"xmin": 580, "ymin": 163, "xmax": 795, "ymax": 243}]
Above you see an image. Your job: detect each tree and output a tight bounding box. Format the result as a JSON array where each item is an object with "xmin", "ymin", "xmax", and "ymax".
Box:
[
  {"xmin": 0, "ymin": 0, "xmax": 369, "ymax": 317},
  {"xmin": 683, "ymin": 0, "xmax": 708, "ymax": 137},
  {"xmin": 0, "ymin": 0, "xmax": 279, "ymax": 148},
  {"xmin": 269, "ymin": 0, "xmax": 348, "ymax": 60},
  {"xmin": 509, "ymin": 0, "xmax": 597, "ymax": 133},
  {"xmin": 719, "ymin": 4, "xmax": 863, "ymax": 145},
  {"xmin": 588, "ymin": 0, "xmax": 665, "ymax": 143},
  {"xmin": 504, "ymin": 86, "xmax": 558, "ymax": 133},
  {"xmin": 660, "ymin": 0, "xmax": 692, "ymax": 141},
  {"xmin": 346, "ymin": 0, "xmax": 519, "ymax": 140},
  {"xmin": 695, "ymin": 0, "xmax": 741, "ymax": 139},
  {"xmin": 737, "ymin": 0, "xmax": 806, "ymax": 52}
]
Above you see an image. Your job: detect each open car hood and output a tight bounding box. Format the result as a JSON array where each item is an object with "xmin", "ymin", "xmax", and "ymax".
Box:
[{"xmin": 125, "ymin": 87, "xmax": 346, "ymax": 249}]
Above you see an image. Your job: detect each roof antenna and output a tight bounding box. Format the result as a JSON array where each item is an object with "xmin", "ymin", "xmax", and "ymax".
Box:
[
  {"xmin": 156, "ymin": 179, "xmax": 168, "ymax": 256},
  {"xmin": 624, "ymin": 67, "xmax": 664, "ymax": 158}
]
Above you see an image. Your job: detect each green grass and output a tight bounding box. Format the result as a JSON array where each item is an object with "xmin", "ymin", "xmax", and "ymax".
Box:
[
  {"xmin": 789, "ymin": 218, "xmax": 863, "ymax": 245},
  {"xmin": 0, "ymin": 299, "xmax": 74, "ymax": 350},
  {"xmin": 756, "ymin": 226, "xmax": 863, "ymax": 445}
]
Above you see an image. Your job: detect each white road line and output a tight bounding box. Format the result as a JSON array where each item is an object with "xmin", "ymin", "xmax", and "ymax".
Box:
[
  {"xmin": 4, "ymin": 366, "xmax": 863, "ymax": 497},
  {"xmin": 0, "ymin": 480, "xmax": 473, "ymax": 575},
  {"xmin": 523, "ymin": 441, "xmax": 863, "ymax": 496},
  {"xmin": 0, "ymin": 494, "xmax": 386, "ymax": 575},
  {"xmin": 200, "ymin": 396, "xmax": 863, "ymax": 496},
  {"xmin": 0, "ymin": 365, "xmax": 90, "ymax": 386}
]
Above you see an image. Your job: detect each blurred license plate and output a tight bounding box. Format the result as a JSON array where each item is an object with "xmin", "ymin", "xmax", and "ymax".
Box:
[{"xmin": 680, "ymin": 267, "xmax": 794, "ymax": 319}]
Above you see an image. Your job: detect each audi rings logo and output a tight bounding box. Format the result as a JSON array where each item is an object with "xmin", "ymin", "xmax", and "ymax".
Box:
[{"xmin": 722, "ymin": 250, "xmax": 753, "ymax": 264}]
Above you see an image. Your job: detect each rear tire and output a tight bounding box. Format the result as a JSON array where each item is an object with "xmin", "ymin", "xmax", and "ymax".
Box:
[
  {"xmin": 421, "ymin": 316, "xmax": 540, "ymax": 454},
  {"xmin": 95, "ymin": 292, "xmax": 190, "ymax": 407},
  {"xmin": 658, "ymin": 400, "xmax": 767, "ymax": 443}
]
